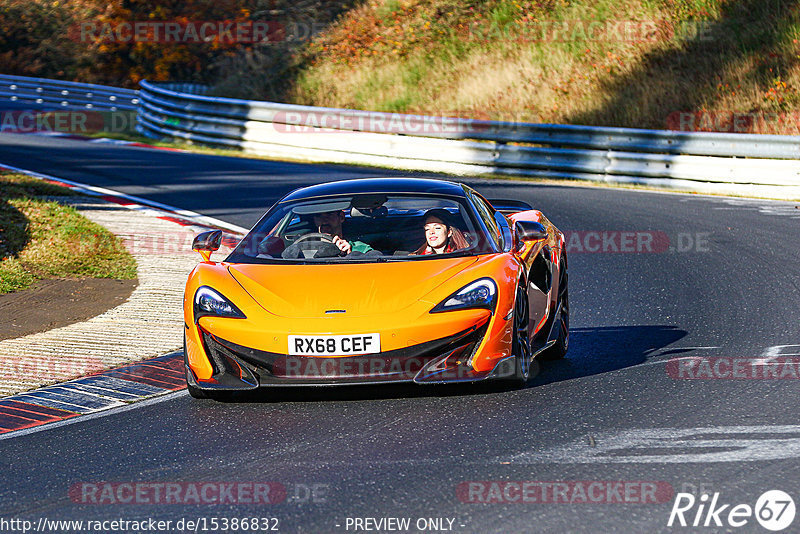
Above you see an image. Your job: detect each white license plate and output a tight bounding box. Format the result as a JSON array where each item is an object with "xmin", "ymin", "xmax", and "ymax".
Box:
[{"xmin": 288, "ymin": 334, "xmax": 380, "ymax": 356}]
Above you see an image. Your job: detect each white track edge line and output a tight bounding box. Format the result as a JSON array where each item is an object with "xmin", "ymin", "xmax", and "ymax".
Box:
[
  {"xmin": 0, "ymin": 389, "xmax": 188, "ymax": 441},
  {"xmin": 0, "ymin": 162, "xmax": 248, "ymax": 234}
]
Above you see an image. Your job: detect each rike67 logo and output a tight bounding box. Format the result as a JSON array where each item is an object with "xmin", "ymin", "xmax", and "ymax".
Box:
[{"xmin": 668, "ymin": 490, "xmax": 796, "ymax": 531}]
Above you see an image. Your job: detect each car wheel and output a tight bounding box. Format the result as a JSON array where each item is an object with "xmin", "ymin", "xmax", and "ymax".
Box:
[
  {"xmin": 540, "ymin": 264, "xmax": 569, "ymax": 361},
  {"xmin": 507, "ymin": 284, "xmax": 531, "ymax": 386}
]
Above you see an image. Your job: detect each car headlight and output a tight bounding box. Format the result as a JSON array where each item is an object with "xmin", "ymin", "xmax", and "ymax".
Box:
[
  {"xmin": 430, "ymin": 278, "xmax": 497, "ymax": 313},
  {"xmin": 193, "ymin": 286, "xmax": 246, "ymax": 321}
]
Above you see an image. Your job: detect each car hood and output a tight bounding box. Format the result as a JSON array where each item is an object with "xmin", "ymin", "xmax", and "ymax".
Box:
[{"xmin": 227, "ymin": 257, "xmax": 478, "ymax": 318}]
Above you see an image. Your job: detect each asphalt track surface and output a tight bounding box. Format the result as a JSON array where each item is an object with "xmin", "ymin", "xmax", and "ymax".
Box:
[{"xmin": 1, "ymin": 132, "xmax": 800, "ymax": 533}]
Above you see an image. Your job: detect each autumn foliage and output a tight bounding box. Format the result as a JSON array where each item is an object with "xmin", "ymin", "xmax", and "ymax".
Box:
[
  {"xmin": 0, "ymin": 0, "xmax": 295, "ymax": 88},
  {"xmin": 1, "ymin": 0, "xmax": 798, "ymax": 132}
]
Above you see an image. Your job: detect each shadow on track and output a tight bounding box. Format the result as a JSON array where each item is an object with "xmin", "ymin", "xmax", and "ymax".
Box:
[
  {"xmin": 199, "ymin": 325, "xmax": 685, "ymax": 404},
  {"xmin": 529, "ymin": 325, "xmax": 686, "ymax": 387}
]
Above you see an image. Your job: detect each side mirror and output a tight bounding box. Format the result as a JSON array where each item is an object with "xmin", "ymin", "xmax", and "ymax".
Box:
[
  {"xmin": 192, "ymin": 230, "xmax": 222, "ymax": 261},
  {"xmin": 515, "ymin": 220, "xmax": 547, "ymax": 242}
]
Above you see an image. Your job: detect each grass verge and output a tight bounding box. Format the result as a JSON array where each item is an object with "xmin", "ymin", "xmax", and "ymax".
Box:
[
  {"xmin": 269, "ymin": 0, "xmax": 800, "ymax": 133},
  {"xmin": 0, "ymin": 172, "xmax": 137, "ymax": 294}
]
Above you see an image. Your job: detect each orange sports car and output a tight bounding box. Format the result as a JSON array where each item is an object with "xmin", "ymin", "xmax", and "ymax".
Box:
[{"xmin": 183, "ymin": 178, "xmax": 568, "ymax": 399}]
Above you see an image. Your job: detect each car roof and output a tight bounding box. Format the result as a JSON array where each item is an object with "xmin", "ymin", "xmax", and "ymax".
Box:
[{"xmin": 279, "ymin": 177, "xmax": 467, "ymax": 203}]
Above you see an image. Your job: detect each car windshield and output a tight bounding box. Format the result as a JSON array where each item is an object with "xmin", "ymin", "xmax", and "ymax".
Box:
[{"xmin": 226, "ymin": 193, "xmax": 493, "ymax": 263}]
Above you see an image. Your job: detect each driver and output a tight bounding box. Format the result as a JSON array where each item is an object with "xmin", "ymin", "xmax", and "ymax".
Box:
[{"xmin": 313, "ymin": 210, "xmax": 373, "ymax": 255}]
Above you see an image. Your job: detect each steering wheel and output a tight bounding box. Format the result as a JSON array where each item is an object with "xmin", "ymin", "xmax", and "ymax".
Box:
[
  {"xmin": 293, "ymin": 232, "xmax": 335, "ymax": 244},
  {"xmin": 282, "ymin": 232, "xmax": 344, "ymax": 259}
]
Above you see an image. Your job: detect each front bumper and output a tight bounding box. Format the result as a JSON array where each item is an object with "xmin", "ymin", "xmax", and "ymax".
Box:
[{"xmin": 187, "ymin": 319, "xmax": 498, "ymax": 390}]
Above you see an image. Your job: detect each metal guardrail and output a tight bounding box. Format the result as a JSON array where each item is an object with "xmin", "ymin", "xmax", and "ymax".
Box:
[
  {"xmin": 2, "ymin": 75, "xmax": 795, "ymax": 196},
  {"xmin": 137, "ymin": 80, "xmax": 800, "ymax": 196},
  {"xmin": 0, "ymin": 74, "xmax": 139, "ymax": 111},
  {"xmin": 138, "ymin": 81, "xmax": 800, "ymax": 160}
]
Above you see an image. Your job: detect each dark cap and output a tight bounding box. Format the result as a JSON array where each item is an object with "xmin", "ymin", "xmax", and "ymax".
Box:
[{"xmin": 423, "ymin": 208, "xmax": 456, "ymax": 227}]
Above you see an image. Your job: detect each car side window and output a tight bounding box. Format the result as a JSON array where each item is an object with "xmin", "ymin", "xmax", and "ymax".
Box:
[{"xmin": 470, "ymin": 193, "xmax": 503, "ymax": 249}]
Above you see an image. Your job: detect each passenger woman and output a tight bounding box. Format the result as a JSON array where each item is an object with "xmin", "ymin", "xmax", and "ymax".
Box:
[{"xmin": 413, "ymin": 208, "xmax": 469, "ymax": 255}]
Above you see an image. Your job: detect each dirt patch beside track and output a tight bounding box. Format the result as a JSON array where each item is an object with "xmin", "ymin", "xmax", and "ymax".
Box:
[{"xmin": 0, "ymin": 277, "xmax": 137, "ymax": 341}]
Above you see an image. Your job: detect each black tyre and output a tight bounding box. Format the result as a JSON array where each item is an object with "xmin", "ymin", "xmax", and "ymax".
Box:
[
  {"xmin": 540, "ymin": 264, "xmax": 569, "ymax": 361},
  {"xmin": 505, "ymin": 285, "xmax": 531, "ymax": 386}
]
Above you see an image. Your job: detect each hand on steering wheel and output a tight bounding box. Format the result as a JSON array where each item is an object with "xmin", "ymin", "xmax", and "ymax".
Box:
[
  {"xmin": 283, "ymin": 232, "xmax": 348, "ymax": 259},
  {"xmin": 295, "ymin": 232, "xmax": 351, "ymax": 255},
  {"xmin": 293, "ymin": 232, "xmax": 335, "ymax": 244}
]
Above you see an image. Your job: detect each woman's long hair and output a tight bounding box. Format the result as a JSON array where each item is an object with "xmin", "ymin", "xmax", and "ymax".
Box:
[{"xmin": 413, "ymin": 209, "xmax": 470, "ymax": 255}]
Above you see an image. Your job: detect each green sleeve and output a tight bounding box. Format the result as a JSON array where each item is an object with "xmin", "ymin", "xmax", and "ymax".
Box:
[{"xmin": 350, "ymin": 240, "xmax": 373, "ymax": 253}]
